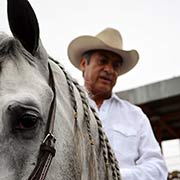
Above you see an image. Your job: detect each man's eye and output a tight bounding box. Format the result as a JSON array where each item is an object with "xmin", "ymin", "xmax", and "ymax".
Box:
[
  {"xmin": 113, "ymin": 61, "xmax": 122, "ymax": 71},
  {"xmin": 99, "ymin": 58, "xmax": 108, "ymax": 65},
  {"xmin": 114, "ymin": 62, "xmax": 121, "ymax": 68}
]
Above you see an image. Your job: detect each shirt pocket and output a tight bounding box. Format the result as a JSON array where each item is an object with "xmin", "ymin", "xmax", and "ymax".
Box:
[{"xmin": 110, "ymin": 124, "xmax": 138, "ymax": 162}]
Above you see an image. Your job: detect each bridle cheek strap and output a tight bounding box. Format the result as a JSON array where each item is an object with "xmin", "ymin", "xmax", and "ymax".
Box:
[
  {"xmin": 28, "ymin": 63, "xmax": 56, "ymax": 180},
  {"xmin": 28, "ymin": 135, "xmax": 56, "ymax": 180}
]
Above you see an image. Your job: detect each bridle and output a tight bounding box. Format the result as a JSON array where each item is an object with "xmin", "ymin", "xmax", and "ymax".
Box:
[{"xmin": 28, "ymin": 63, "xmax": 57, "ymax": 180}]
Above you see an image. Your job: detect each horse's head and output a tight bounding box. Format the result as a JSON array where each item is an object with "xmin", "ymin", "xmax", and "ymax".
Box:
[
  {"xmin": 0, "ymin": 0, "xmax": 121, "ymax": 180},
  {"xmin": 0, "ymin": 0, "xmax": 55, "ymax": 179}
]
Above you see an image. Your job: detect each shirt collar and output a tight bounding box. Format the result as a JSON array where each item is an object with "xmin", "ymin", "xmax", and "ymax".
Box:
[
  {"xmin": 88, "ymin": 92, "xmax": 122, "ymax": 106},
  {"xmin": 111, "ymin": 93, "xmax": 122, "ymax": 102}
]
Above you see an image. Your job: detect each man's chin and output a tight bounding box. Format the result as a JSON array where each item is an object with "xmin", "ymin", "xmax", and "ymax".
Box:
[{"xmin": 93, "ymin": 86, "xmax": 112, "ymax": 96}]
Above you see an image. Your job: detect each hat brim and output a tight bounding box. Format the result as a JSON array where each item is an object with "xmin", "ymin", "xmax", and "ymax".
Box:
[{"xmin": 68, "ymin": 35, "xmax": 139, "ymax": 75}]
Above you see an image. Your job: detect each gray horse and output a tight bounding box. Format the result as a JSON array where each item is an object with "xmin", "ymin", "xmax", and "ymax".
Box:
[{"xmin": 0, "ymin": 0, "xmax": 121, "ymax": 179}]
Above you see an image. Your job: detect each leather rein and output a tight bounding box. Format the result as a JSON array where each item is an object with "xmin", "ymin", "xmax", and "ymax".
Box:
[{"xmin": 28, "ymin": 63, "xmax": 57, "ymax": 180}]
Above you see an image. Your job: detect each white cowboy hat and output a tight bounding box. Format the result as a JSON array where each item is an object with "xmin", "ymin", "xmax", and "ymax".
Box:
[{"xmin": 67, "ymin": 27, "xmax": 139, "ymax": 75}]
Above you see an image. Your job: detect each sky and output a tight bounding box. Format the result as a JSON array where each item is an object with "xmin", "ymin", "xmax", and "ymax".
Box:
[{"xmin": 0, "ymin": 0, "xmax": 180, "ymax": 92}]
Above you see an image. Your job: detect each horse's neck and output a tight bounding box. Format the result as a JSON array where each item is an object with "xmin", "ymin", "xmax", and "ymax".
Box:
[
  {"xmin": 48, "ymin": 61, "xmax": 99, "ymax": 179},
  {"xmin": 47, "ymin": 60, "xmax": 119, "ymax": 180}
]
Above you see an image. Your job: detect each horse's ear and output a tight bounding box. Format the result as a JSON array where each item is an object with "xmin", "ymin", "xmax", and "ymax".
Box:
[{"xmin": 7, "ymin": 0, "xmax": 39, "ymax": 55}]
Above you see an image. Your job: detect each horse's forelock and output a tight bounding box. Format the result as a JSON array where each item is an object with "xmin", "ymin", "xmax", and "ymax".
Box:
[
  {"xmin": 0, "ymin": 33, "xmax": 49, "ymax": 67},
  {"xmin": 0, "ymin": 33, "xmax": 39, "ymax": 65},
  {"xmin": 0, "ymin": 33, "xmax": 21, "ymax": 59}
]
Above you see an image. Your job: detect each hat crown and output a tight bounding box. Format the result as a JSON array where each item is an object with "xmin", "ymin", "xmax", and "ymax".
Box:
[{"xmin": 96, "ymin": 28, "xmax": 123, "ymax": 49}]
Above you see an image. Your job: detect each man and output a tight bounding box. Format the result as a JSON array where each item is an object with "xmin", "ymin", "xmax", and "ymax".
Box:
[{"xmin": 67, "ymin": 27, "xmax": 168, "ymax": 180}]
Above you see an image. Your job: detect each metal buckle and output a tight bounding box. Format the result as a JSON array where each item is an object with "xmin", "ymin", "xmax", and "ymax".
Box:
[{"xmin": 43, "ymin": 133, "xmax": 56, "ymax": 144}]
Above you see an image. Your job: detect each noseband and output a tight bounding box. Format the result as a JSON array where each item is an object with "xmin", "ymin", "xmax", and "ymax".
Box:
[{"xmin": 28, "ymin": 63, "xmax": 57, "ymax": 180}]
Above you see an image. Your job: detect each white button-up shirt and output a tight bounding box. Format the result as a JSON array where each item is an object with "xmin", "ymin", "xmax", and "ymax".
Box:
[{"xmin": 89, "ymin": 93, "xmax": 168, "ymax": 180}]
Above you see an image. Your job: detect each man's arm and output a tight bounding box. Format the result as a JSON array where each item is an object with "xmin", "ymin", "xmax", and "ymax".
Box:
[{"xmin": 120, "ymin": 114, "xmax": 168, "ymax": 180}]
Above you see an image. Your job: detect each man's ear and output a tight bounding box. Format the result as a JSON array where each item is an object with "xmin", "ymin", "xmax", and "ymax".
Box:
[{"xmin": 79, "ymin": 58, "xmax": 87, "ymax": 71}]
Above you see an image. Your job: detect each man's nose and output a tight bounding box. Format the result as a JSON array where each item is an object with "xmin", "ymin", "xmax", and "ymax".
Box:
[{"xmin": 103, "ymin": 63, "xmax": 114, "ymax": 73}]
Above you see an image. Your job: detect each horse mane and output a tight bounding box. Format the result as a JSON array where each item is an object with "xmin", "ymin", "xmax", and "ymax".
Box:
[{"xmin": 50, "ymin": 58, "xmax": 121, "ymax": 179}]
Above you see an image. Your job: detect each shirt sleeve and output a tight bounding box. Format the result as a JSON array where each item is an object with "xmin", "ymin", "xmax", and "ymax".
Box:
[{"xmin": 120, "ymin": 113, "xmax": 168, "ymax": 180}]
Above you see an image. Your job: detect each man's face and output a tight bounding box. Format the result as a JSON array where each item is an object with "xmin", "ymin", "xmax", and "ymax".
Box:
[{"xmin": 80, "ymin": 50, "xmax": 123, "ymax": 97}]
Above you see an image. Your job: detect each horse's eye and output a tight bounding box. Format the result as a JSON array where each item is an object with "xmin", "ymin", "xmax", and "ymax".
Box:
[{"xmin": 17, "ymin": 114, "xmax": 39, "ymax": 130}]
